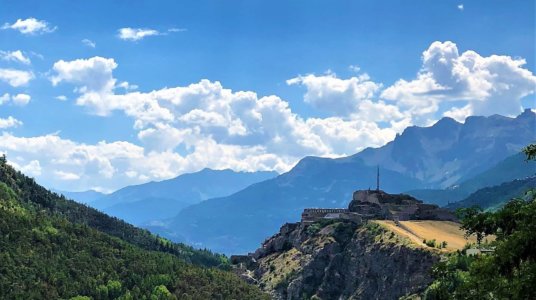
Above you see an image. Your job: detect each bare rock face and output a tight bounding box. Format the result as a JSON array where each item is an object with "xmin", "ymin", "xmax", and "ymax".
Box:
[{"xmin": 237, "ymin": 220, "xmax": 439, "ymax": 300}]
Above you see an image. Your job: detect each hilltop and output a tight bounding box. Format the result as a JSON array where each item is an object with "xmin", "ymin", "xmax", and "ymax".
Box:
[
  {"xmin": 232, "ymin": 219, "xmax": 463, "ymax": 299},
  {"xmin": 230, "ymin": 189, "xmax": 466, "ymax": 299}
]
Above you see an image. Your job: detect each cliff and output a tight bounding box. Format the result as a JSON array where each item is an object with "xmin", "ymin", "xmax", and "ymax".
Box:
[{"xmin": 233, "ymin": 220, "xmax": 441, "ymax": 300}]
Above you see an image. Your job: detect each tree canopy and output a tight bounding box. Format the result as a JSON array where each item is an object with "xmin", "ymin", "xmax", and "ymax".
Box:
[{"xmin": 423, "ymin": 144, "xmax": 536, "ymax": 299}]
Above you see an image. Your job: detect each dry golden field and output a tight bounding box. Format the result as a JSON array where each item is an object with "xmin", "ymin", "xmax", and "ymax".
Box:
[{"xmin": 374, "ymin": 220, "xmax": 485, "ymax": 251}]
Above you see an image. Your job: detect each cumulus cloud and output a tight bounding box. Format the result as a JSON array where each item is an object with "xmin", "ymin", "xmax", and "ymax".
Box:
[
  {"xmin": 381, "ymin": 41, "xmax": 536, "ymax": 122},
  {"xmin": 81, "ymin": 38, "xmax": 96, "ymax": 48},
  {"xmin": 0, "ymin": 93, "xmax": 9, "ymax": 104},
  {"xmin": 44, "ymin": 56, "xmax": 402, "ymax": 190},
  {"xmin": 287, "ymin": 72, "xmax": 383, "ymax": 116},
  {"xmin": 117, "ymin": 27, "xmax": 160, "ymax": 41},
  {"xmin": 12, "ymin": 93, "xmax": 31, "ymax": 106},
  {"xmin": 0, "ymin": 93, "xmax": 31, "ymax": 107},
  {"xmin": 0, "ymin": 132, "xmax": 288, "ymax": 192},
  {"xmin": 457, "ymin": 4, "xmax": 464, "ymax": 11},
  {"xmin": 117, "ymin": 81, "xmax": 138, "ymax": 91},
  {"xmin": 34, "ymin": 42, "xmax": 536, "ymax": 190},
  {"xmin": 0, "ymin": 50, "xmax": 31, "ymax": 64},
  {"xmin": 2, "ymin": 17, "xmax": 56, "ymax": 35},
  {"xmin": 0, "ymin": 68, "xmax": 34, "ymax": 87},
  {"xmin": 8, "ymin": 160, "xmax": 42, "ymax": 177},
  {"xmin": 54, "ymin": 170, "xmax": 81, "ymax": 180},
  {"xmin": 51, "ymin": 56, "xmax": 118, "ymax": 114},
  {"xmin": 0, "ymin": 116, "xmax": 22, "ymax": 129}
]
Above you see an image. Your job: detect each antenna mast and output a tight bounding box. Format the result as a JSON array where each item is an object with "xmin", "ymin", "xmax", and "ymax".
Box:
[{"xmin": 376, "ymin": 165, "xmax": 380, "ymax": 191}]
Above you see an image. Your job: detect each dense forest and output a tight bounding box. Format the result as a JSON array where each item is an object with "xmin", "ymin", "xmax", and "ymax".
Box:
[
  {"xmin": 446, "ymin": 176, "xmax": 536, "ymax": 211},
  {"xmin": 0, "ymin": 156, "xmax": 268, "ymax": 299}
]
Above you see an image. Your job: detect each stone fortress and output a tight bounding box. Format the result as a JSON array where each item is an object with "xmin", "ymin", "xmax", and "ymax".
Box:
[
  {"xmin": 230, "ymin": 167, "xmax": 457, "ymax": 277},
  {"xmin": 301, "ymin": 167, "xmax": 457, "ymax": 224}
]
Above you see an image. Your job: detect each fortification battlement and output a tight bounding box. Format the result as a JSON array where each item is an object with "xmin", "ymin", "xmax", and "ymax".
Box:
[{"xmin": 303, "ymin": 208, "xmax": 349, "ymax": 214}]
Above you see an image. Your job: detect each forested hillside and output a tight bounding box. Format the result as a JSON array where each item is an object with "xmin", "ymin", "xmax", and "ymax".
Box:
[
  {"xmin": 447, "ymin": 176, "xmax": 536, "ymax": 211},
  {"xmin": 0, "ymin": 156, "xmax": 268, "ymax": 299}
]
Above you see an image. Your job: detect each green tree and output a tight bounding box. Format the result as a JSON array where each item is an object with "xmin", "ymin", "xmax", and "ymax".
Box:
[
  {"xmin": 523, "ymin": 143, "xmax": 536, "ymax": 160},
  {"xmin": 423, "ymin": 144, "xmax": 536, "ymax": 299},
  {"xmin": 151, "ymin": 285, "xmax": 175, "ymax": 300}
]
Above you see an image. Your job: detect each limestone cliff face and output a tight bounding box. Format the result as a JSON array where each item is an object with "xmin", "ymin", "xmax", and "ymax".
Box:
[{"xmin": 237, "ymin": 221, "xmax": 438, "ymax": 300}]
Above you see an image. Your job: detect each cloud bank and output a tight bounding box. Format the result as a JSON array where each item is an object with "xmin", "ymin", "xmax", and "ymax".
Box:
[{"xmin": 1, "ymin": 41, "xmax": 535, "ymax": 192}]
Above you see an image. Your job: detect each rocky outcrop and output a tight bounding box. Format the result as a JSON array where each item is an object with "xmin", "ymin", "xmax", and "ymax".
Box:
[{"xmin": 235, "ymin": 220, "xmax": 439, "ymax": 300}]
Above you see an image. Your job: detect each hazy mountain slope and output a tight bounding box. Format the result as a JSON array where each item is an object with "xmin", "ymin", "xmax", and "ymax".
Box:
[
  {"xmin": 165, "ymin": 158, "xmax": 423, "ymax": 254},
  {"xmin": 92, "ymin": 168, "xmax": 277, "ymax": 225},
  {"xmin": 406, "ymin": 152, "xmax": 536, "ymax": 206},
  {"xmin": 446, "ymin": 176, "xmax": 536, "ymax": 211},
  {"xmin": 0, "ymin": 158, "xmax": 268, "ymax": 299},
  {"xmin": 161, "ymin": 111, "xmax": 535, "ymax": 255},
  {"xmin": 57, "ymin": 189, "xmax": 105, "ymax": 204}
]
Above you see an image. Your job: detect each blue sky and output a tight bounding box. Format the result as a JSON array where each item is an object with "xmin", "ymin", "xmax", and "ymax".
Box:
[{"xmin": 0, "ymin": 0, "xmax": 534, "ymax": 192}]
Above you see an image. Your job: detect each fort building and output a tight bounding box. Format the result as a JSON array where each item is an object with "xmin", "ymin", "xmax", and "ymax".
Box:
[{"xmin": 300, "ymin": 167, "xmax": 457, "ymax": 224}]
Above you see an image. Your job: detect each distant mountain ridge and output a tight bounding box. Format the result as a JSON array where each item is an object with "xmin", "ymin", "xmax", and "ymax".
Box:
[
  {"xmin": 446, "ymin": 176, "xmax": 536, "ymax": 211},
  {"xmin": 56, "ymin": 189, "xmax": 105, "ymax": 205},
  {"xmin": 92, "ymin": 168, "xmax": 278, "ymax": 225},
  {"xmin": 406, "ymin": 152, "xmax": 536, "ymax": 206},
  {"xmin": 157, "ymin": 110, "xmax": 536, "ymax": 254},
  {"xmin": 353, "ymin": 109, "xmax": 535, "ymax": 187}
]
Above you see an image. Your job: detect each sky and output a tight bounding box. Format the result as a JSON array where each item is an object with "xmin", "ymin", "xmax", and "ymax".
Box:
[{"xmin": 0, "ymin": 0, "xmax": 535, "ymax": 193}]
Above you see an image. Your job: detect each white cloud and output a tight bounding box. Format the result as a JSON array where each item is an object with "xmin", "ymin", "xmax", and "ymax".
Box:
[
  {"xmin": 287, "ymin": 72, "xmax": 382, "ymax": 116},
  {"xmin": 0, "ymin": 69, "xmax": 34, "ymax": 87},
  {"xmin": 54, "ymin": 170, "xmax": 81, "ymax": 180},
  {"xmin": 12, "ymin": 94, "xmax": 31, "ymax": 106},
  {"xmin": 0, "ymin": 93, "xmax": 9, "ymax": 104},
  {"xmin": 2, "ymin": 18, "xmax": 56, "ymax": 35},
  {"xmin": 168, "ymin": 28, "xmax": 187, "ymax": 33},
  {"xmin": 51, "ymin": 56, "xmax": 118, "ymax": 114},
  {"xmin": 0, "ymin": 116, "xmax": 22, "ymax": 129},
  {"xmin": 457, "ymin": 4, "xmax": 464, "ymax": 11},
  {"xmin": 81, "ymin": 38, "xmax": 96, "ymax": 48},
  {"xmin": 51, "ymin": 56, "xmax": 117, "ymax": 90},
  {"xmin": 118, "ymin": 27, "xmax": 160, "ymax": 41},
  {"xmin": 55, "ymin": 95, "xmax": 67, "ymax": 101},
  {"xmin": 0, "ymin": 50, "xmax": 31, "ymax": 64},
  {"xmin": 34, "ymin": 43, "xmax": 536, "ymax": 191},
  {"xmin": 8, "ymin": 159, "xmax": 42, "ymax": 177},
  {"xmin": 44, "ymin": 56, "xmax": 402, "ymax": 190},
  {"xmin": 349, "ymin": 65, "xmax": 361, "ymax": 73},
  {"xmin": 117, "ymin": 81, "xmax": 138, "ymax": 91},
  {"xmin": 381, "ymin": 41, "xmax": 536, "ymax": 122},
  {"xmin": 443, "ymin": 104, "xmax": 472, "ymax": 122}
]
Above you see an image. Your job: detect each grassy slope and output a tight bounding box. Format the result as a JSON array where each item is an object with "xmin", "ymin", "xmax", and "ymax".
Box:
[{"xmin": 374, "ymin": 220, "xmax": 481, "ymax": 251}]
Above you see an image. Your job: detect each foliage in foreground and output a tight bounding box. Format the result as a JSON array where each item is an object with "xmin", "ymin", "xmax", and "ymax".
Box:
[
  {"xmin": 423, "ymin": 144, "xmax": 536, "ymax": 299},
  {"xmin": 424, "ymin": 195, "xmax": 536, "ymax": 299},
  {"xmin": 0, "ymin": 157, "xmax": 268, "ymax": 299}
]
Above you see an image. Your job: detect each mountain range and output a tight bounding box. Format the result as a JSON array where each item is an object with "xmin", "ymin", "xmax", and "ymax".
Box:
[
  {"xmin": 55, "ymin": 189, "xmax": 105, "ymax": 205},
  {"xmin": 446, "ymin": 176, "xmax": 536, "ymax": 211},
  {"xmin": 74, "ymin": 168, "xmax": 277, "ymax": 225},
  {"xmin": 407, "ymin": 151, "xmax": 536, "ymax": 206},
  {"xmin": 151, "ymin": 110, "xmax": 535, "ymax": 254}
]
